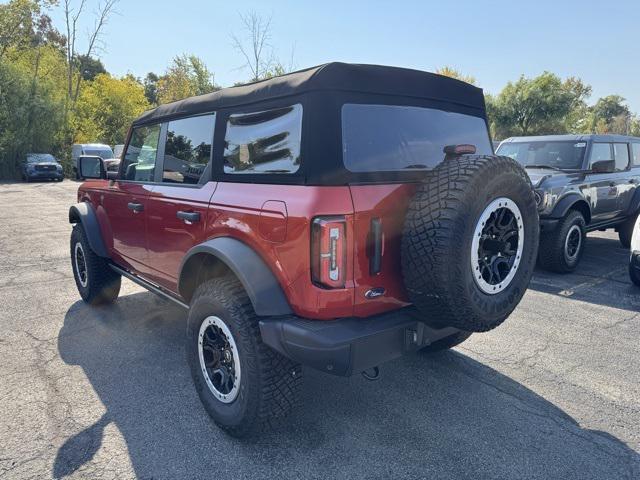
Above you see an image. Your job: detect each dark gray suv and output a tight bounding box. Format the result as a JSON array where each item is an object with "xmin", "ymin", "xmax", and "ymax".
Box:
[{"xmin": 497, "ymin": 134, "xmax": 640, "ymax": 272}]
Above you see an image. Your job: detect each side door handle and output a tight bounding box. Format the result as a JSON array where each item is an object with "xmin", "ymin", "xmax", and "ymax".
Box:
[
  {"xmin": 127, "ymin": 202, "xmax": 144, "ymax": 213},
  {"xmin": 177, "ymin": 211, "xmax": 201, "ymax": 223}
]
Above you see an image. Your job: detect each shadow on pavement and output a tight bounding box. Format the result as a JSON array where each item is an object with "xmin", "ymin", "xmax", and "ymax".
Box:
[
  {"xmin": 55, "ymin": 292, "xmax": 639, "ymax": 479},
  {"xmin": 529, "ymin": 234, "xmax": 640, "ymax": 312}
]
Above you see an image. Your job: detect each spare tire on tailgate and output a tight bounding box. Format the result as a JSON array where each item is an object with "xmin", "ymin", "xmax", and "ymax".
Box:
[{"xmin": 401, "ymin": 155, "xmax": 538, "ymax": 332}]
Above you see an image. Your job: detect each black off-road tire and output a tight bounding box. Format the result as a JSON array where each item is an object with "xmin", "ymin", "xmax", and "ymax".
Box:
[
  {"xmin": 186, "ymin": 277, "xmax": 302, "ymax": 438},
  {"xmin": 401, "ymin": 155, "xmax": 539, "ymax": 332},
  {"xmin": 618, "ymin": 214, "xmax": 637, "ymax": 248},
  {"xmin": 420, "ymin": 331, "xmax": 472, "ymax": 354},
  {"xmin": 70, "ymin": 224, "xmax": 121, "ymax": 305},
  {"xmin": 537, "ymin": 210, "xmax": 586, "ymax": 273}
]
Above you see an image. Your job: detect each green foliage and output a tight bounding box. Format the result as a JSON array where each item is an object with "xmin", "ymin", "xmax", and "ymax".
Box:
[
  {"xmin": 436, "ymin": 66, "xmax": 476, "ymax": 85},
  {"xmin": 74, "ymin": 54, "xmax": 106, "ymax": 81},
  {"xmin": 72, "ymin": 73, "xmax": 149, "ymax": 145},
  {"xmin": 489, "ymin": 72, "xmax": 591, "ymax": 139},
  {"xmin": 156, "ymin": 54, "xmax": 219, "ymax": 104}
]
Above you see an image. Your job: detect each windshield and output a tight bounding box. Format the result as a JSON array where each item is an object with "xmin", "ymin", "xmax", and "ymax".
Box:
[
  {"xmin": 497, "ymin": 141, "xmax": 586, "ymax": 170},
  {"xmin": 342, "ymin": 104, "xmax": 492, "ymax": 172},
  {"xmin": 85, "ymin": 148, "xmax": 114, "ymax": 159},
  {"xmin": 26, "ymin": 154, "xmax": 56, "ymax": 163}
]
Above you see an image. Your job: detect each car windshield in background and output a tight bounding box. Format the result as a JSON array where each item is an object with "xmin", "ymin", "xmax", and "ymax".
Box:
[
  {"xmin": 341, "ymin": 104, "xmax": 492, "ymax": 172},
  {"xmin": 26, "ymin": 154, "xmax": 56, "ymax": 163},
  {"xmin": 85, "ymin": 148, "xmax": 114, "ymax": 159},
  {"xmin": 497, "ymin": 141, "xmax": 586, "ymax": 170}
]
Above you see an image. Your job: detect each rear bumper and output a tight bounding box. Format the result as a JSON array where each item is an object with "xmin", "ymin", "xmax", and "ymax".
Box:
[{"xmin": 259, "ymin": 307, "xmax": 459, "ymax": 376}]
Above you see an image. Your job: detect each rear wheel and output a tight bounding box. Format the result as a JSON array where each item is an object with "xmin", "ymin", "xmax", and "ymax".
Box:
[
  {"xmin": 70, "ymin": 225, "xmax": 121, "ymax": 305},
  {"xmin": 538, "ymin": 210, "xmax": 586, "ymax": 273},
  {"xmin": 401, "ymin": 155, "xmax": 539, "ymax": 332},
  {"xmin": 186, "ymin": 277, "xmax": 301, "ymax": 438}
]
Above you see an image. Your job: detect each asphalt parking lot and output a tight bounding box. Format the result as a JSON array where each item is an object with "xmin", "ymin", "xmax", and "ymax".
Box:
[{"xmin": 0, "ymin": 180, "xmax": 638, "ymax": 480}]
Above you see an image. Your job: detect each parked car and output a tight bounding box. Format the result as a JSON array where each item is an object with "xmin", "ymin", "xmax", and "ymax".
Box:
[
  {"xmin": 69, "ymin": 63, "xmax": 539, "ymax": 437},
  {"xmin": 113, "ymin": 144, "xmax": 125, "ymax": 159},
  {"xmin": 497, "ymin": 134, "xmax": 640, "ymax": 272},
  {"xmin": 22, "ymin": 153, "xmax": 64, "ymax": 182},
  {"xmin": 71, "ymin": 144, "xmax": 115, "ymax": 179}
]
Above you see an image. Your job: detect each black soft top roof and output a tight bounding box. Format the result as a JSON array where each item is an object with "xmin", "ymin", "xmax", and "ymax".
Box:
[{"xmin": 133, "ymin": 62, "xmax": 485, "ymax": 126}]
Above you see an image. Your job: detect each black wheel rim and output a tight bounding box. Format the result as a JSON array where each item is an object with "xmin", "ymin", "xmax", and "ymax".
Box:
[
  {"xmin": 472, "ymin": 197, "xmax": 524, "ymax": 294},
  {"xmin": 74, "ymin": 243, "xmax": 88, "ymax": 287},
  {"xmin": 478, "ymin": 208, "xmax": 519, "ymax": 284},
  {"xmin": 198, "ymin": 317, "xmax": 240, "ymax": 403},
  {"xmin": 565, "ymin": 225, "xmax": 582, "ymax": 259}
]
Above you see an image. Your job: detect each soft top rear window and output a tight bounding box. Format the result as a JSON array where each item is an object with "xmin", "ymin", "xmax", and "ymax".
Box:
[{"xmin": 341, "ymin": 104, "xmax": 492, "ymax": 172}]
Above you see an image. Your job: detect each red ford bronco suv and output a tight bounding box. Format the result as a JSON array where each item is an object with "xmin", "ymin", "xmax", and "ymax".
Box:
[{"xmin": 69, "ymin": 63, "xmax": 539, "ymax": 437}]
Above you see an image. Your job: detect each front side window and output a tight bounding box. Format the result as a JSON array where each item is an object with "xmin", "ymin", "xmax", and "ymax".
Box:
[
  {"xmin": 589, "ymin": 143, "xmax": 613, "ymax": 168},
  {"xmin": 163, "ymin": 114, "xmax": 215, "ymax": 184},
  {"xmin": 122, "ymin": 124, "xmax": 161, "ymax": 182},
  {"xmin": 342, "ymin": 104, "xmax": 492, "ymax": 172},
  {"xmin": 497, "ymin": 141, "xmax": 587, "ymax": 170},
  {"xmin": 613, "ymin": 143, "xmax": 630, "ymax": 171},
  {"xmin": 224, "ymin": 104, "xmax": 302, "ymax": 174}
]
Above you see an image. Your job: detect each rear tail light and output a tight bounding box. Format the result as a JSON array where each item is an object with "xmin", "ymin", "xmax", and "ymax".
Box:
[{"xmin": 311, "ymin": 216, "xmax": 346, "ymax": 289}]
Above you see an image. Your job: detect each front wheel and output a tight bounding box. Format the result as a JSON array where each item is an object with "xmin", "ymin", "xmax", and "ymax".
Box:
[
  {"xmin": 186, "ymin": 277, "xmax": 301, "ymax": 438},
  {"xmin": 538, "ymin": 210, "xmax": 586, "ymax": 273},
  {"xmin": 70, "ymin": 225, "xmax": 121, "ymax": 305},
  {"xmin": 618, "ymin": 214, "xmax": 637, "ymax": 248}
]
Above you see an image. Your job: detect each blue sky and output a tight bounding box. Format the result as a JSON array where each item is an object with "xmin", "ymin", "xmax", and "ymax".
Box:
[{"xmin": 49, "ymin": 0, "xmax": 640, "ymax": 111}]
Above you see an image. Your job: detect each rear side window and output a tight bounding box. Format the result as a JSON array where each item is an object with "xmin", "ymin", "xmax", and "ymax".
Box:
[
  {"xmin": 162, "ymin": 114, "xmax": 215, "ymax": 184},
  {"xmin": 122, "ymin": 124, "xmax": 161, "ymax": 182},
  {"xmin": 613, "ymin": 143, "xmax": 630, "ymax": 171},
  {"xmin": 223, "ymin": 104, "xmax": 302, "ymax": 174},
  {"xmin": 632, "ymin": 144, "xmax": 640, "ymax": 166},
  {"xmin": 341, "ymin": 104, "xmax": 492, "ymax": 172},
  {"xmin": 589, "ymin": 143, "xmax": 613, "ymax": 167}
]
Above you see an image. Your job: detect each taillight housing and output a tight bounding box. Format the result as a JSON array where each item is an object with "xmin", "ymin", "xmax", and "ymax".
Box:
[{"xmin": 311, "ymin": 216, "xmax": 347, "ymax": 289}]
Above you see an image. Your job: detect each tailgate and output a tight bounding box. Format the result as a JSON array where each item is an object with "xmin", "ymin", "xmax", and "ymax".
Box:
[{"xmin": 349, "ymin": 184, "xmax": 417, "ymax": 317}]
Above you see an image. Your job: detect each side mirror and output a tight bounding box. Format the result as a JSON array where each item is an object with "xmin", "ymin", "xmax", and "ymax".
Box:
[
  {"xmin": 78, "ymin": 156, "xmax": 106, "ymax": 179},
  {"xmin": 591, "ymin": 159, "xmax": 615, "ymax": 174}
]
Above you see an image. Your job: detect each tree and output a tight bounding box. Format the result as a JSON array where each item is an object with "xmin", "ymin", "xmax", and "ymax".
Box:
[
  {"xmin": 231, "ymin": 11, "xmax": 295, "ymax": 83},
  {"xmin": 436, "ymin": 66, "xmax": 476, "ymax": 85},
  {"xmin": 143, "ymin": 72, "xmax": 159, "ymax": 105},
  {"xmin": 63, "ymin": 0, "xmax": 119, "ymax": 108},
  {"xmin": 156, "ymin": 54, "xmax": 218, "ymax": 104},
  {"xmin": 231, "ymin": 11, "xmax": 273, "ymax": 82},
  {"xmin": 0, "ymin": 0, "xmax": 58, "ymax": 58},
  {"xmin": 590, "ymin": 95, "xmax": 630, "ymax": 134},
  {"xmin": 72, "ymin": 73, "xmax": 149, "ymax": 145},
  {"xmin": 74, "ymin": 54, "xmax": 106, "ymax": 81},
  {"xmin": 489, "ymin": 72, "xmax": 591, "ymax": 139}
]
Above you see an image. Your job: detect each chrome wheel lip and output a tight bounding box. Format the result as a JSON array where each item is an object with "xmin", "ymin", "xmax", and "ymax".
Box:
[
  {"xmin": 471, "ymin": 197, "xmax": 524, "ymax": 295},
  {"xmin": 74, "ymin": 242, "xmax": 88, "ymax": 288},
  {"xmin": 198, "ymin": 316, "xmax": 241, "ymax": 404},
  {"xmin": 564, "ymin": 224, "xmax": 582, "ymax": 261}
]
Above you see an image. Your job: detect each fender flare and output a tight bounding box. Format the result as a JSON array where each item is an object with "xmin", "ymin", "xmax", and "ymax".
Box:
[
  {"xmin": 178, "ymin": 237, "xmax": 293, "ymax": 316},
  {"xmin": 549, "ymin": 193, "xmax": 591, "ymax": 223},
  {"xmin": 68, "ymin": 202, "xmax": 109, "ymax": 258}
]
